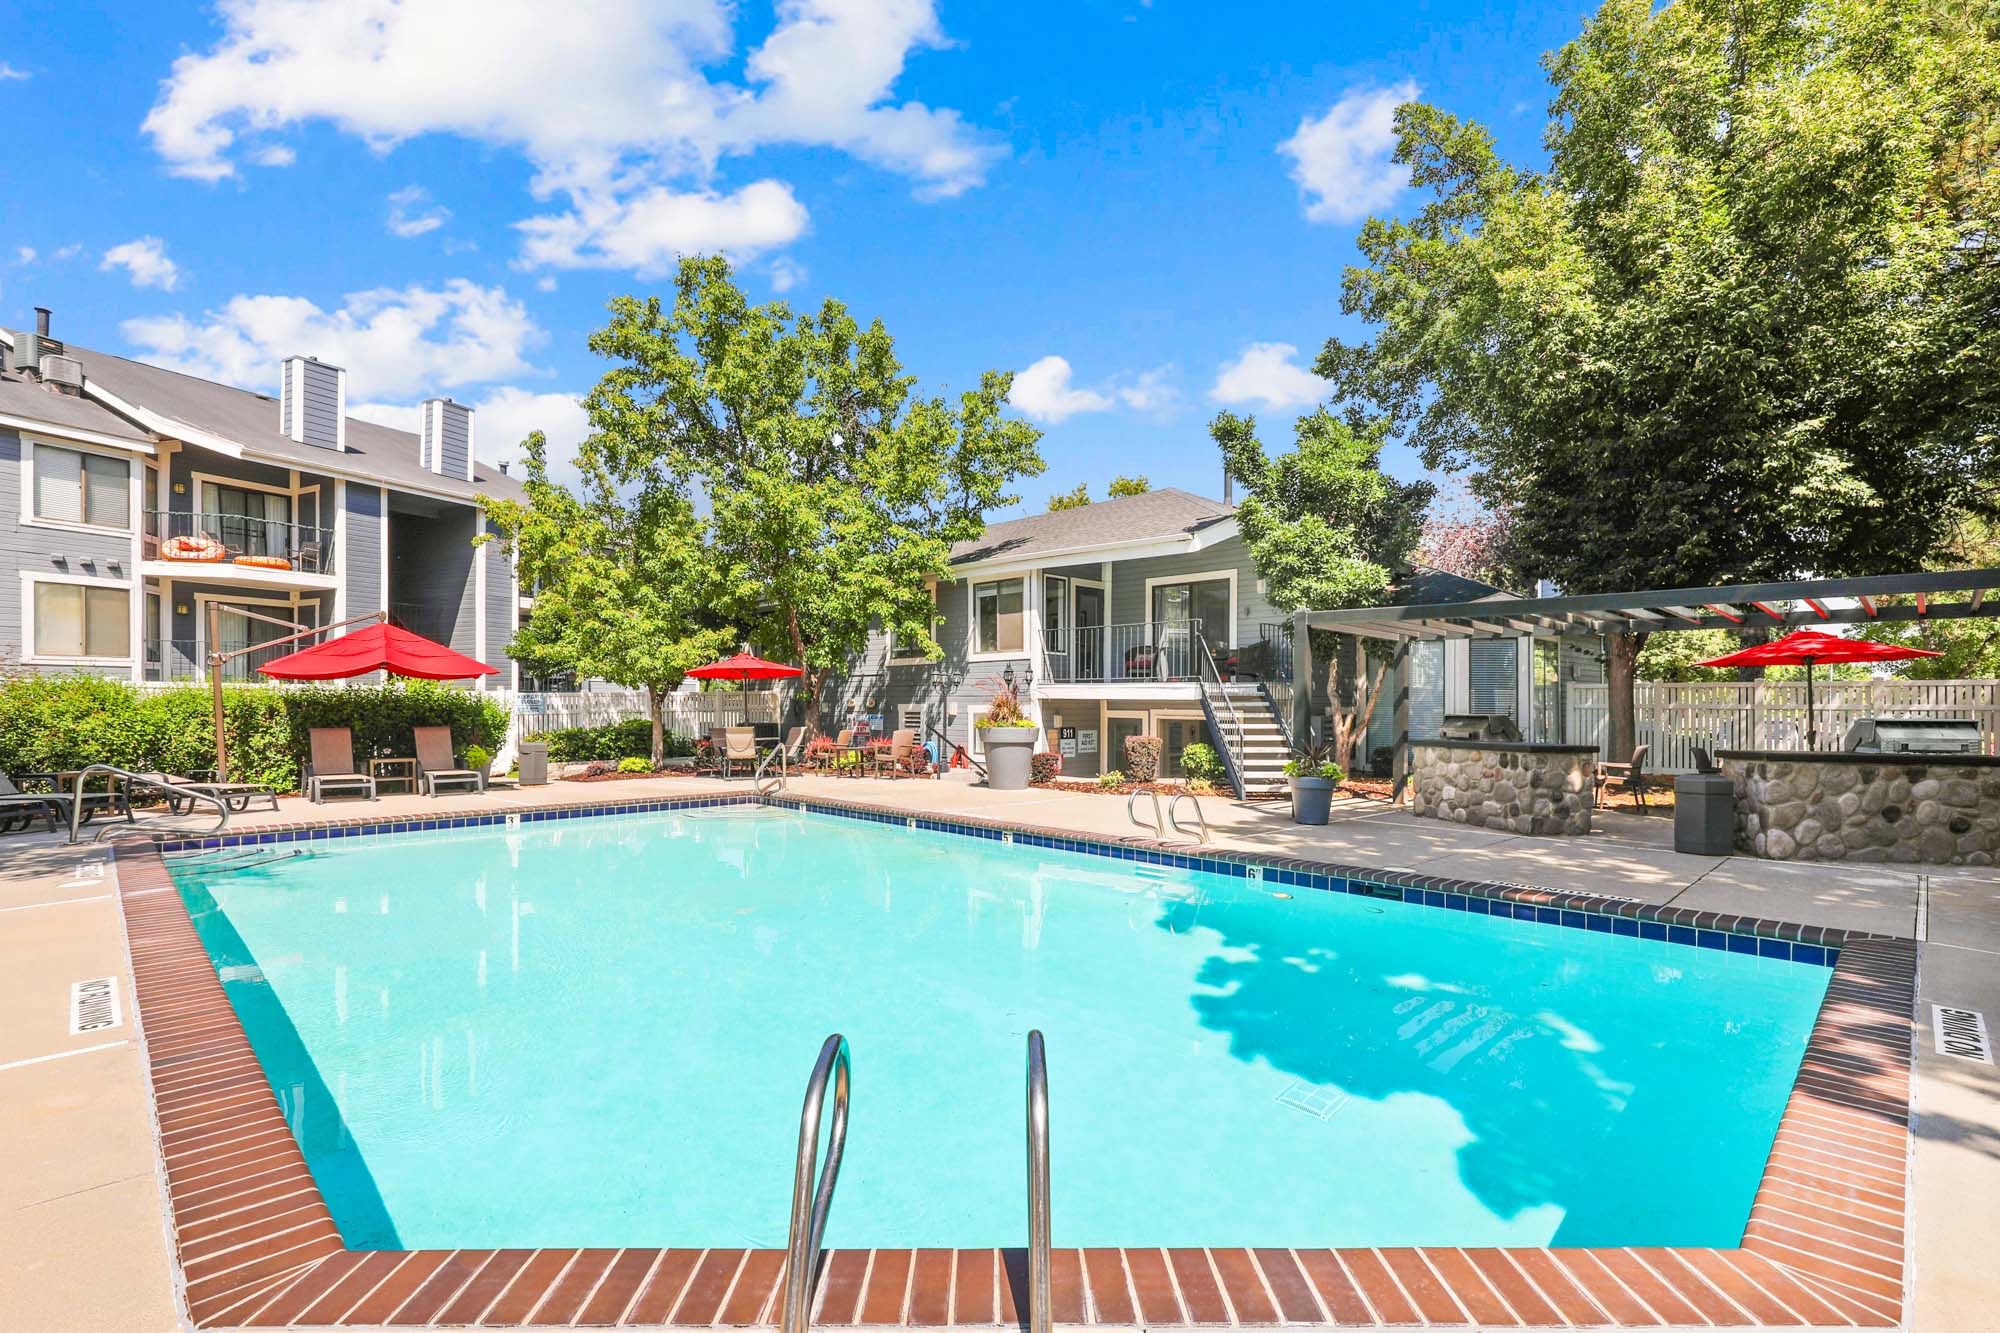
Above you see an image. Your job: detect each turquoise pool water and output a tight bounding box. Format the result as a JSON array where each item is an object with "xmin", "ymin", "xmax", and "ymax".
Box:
[{"xmin": 171, "ymin": 807, "xmax": 1830, "ymax": 1251}]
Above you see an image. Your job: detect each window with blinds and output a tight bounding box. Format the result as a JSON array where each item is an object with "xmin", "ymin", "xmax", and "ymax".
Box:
[
  {"xmin": 33, "ymin": 583, "xmax": 131, "ymax": 659},
  {"xmin": 33, "ymin": 445, "xmax": 130, "ymax": 529},
  {"xmin": 1468, "ymin": 639, "xmax": 1520, "ymax": 720},
  {"xmin": 1407, "ymin": 640, "xmax": 1445, "ymax": 739}
]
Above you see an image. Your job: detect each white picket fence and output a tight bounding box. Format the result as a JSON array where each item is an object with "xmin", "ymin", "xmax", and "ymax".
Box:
[
  {"xmin": 510, "ymin": 687, "xmax": 793, "ymax": 738},
  {"xmin": 1565, "ymin": 679, "xmax": 2000, "ymax": 771}
]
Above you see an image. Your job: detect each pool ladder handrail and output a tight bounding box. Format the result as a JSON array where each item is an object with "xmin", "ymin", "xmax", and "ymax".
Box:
[
  {"xmin": 755, "ymin": 741, "xmax": 790, "ymax": 796},
  {"xmin": 1026, "ymin": 1030, "xmax": 1051, "ymax": 1333},
  {"xmin": 781, "ymin": 1033, "xmax": 851, "ymax": 1333},
  {"xmin": 67, "ymin": 764, "xmax": 231, "ymax": 845},
  {"xmin": 1126, "ymin": 789, "xmax": 1209, "ymax": 844}
]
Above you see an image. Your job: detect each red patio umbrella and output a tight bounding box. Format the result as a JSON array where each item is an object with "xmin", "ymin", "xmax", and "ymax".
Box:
[
  {"xmin": 1694, "ymin": 629, "xmax": 1940, "ymax": 749},
  {"xmin": 257, "ymin": 622, "xmax": 499, "ymax": 681},
  {"xmin": 686, "ymin": 651, "xmax": 804, "ymax": 726}
]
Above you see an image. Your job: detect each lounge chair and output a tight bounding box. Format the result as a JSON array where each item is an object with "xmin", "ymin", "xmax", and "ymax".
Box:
[
  {"xmin": 135, "ymin": 771, "xmax": 280, "ymax": 815},
  {"xmin": 1595, "ymin": 743, "xmax": 1651, "ymax": 810},
  {"xmin": 717, "ymin": 727, "xmax": 758, "ymax": 779},
  {"xmin": 868, "ymin": 729, "xmax": 926, "ymax": 779},
  {"xmin": 413, "ymin": 727, "xmax": 485, "ymax": 796},
  {"xmin": 0, "ymin": 785, "xmax": 60, "ymax": 833},
  {"xmin": 306, "ymin": 728, "xmax": 378, "ymax": 803},
  {"xmin": 2, "ymin": 771, "xmax": 131, "ymax": 828}
]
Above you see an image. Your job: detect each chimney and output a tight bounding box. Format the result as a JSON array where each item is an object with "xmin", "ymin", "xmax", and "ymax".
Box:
[
  {"xmin": 280, "ymin": 355, "xmax": 347, "ymax": 450},
  {"xmin": 1222, "ymin": 465, "xmax": 1233, "ymax": 506},
  {"xmin": 34, "ymin": 306, "xmax": 51, "ymax": 337},
  {"xmin": 420, "ymin": 397, "xmax": 475, "ymax": 481}
]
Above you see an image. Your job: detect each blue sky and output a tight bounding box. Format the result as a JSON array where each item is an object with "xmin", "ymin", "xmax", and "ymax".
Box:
[{"xmin": 1, "ymin": 1, "xmax": 1587, "ymax": 516}]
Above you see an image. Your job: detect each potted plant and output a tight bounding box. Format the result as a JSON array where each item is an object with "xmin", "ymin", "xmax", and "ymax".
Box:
[
  {"xmin": 464, "ymin": 743, "xmax": 495, "ymax": 784},
  {"xmin": 976, "ymin": 677, "xmax": 1040, "ymax": 789},
  {"xmin": 1285, "ymin": 743, "xmax": 1345, "ymax": 825}
]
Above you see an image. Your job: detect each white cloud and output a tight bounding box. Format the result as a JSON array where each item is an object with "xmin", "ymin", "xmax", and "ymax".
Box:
[
  {"xmin": 100, "ymin": 236, "xmax": 184, "ymax": 291},
  {"xmin": 354, "ymin": 386, "xmax": 590, "ymax": 485},
  {"xmin": 386, "ymin": 185, "xmax": 450, "ymax": 238},
  {"xmin": 1209, "ymin": 342, "xmax": 1326, "ymax": 411},
  {"xmin": 0, "ymin": 62, "xmax": 28, "ymax": 81},
  {"xmin": 1279, "ymin": 82, "xmax": 1418, "ymax": 224},
  {"xmin": 516, "ymin": 179, "xmax": 808, "ymax": 274},
  {"xmin": 1010, "ymin": 355, "xmax": 1114, "ymax": 425},
  {"xmin": 120, "ymin": 280, "xmax": 542, "ymax": 399},
  {"xmin": 535, "ymin": 275, "xmax": 558, "ymax": 293},
  {"xmin": 140, "ymin": 0, "xmax": 999, "ymax": 272},
  {"xmin": 767, "ymin": 256, "xmax": 807, "ymax": 293},
  {"xmin": 1117, "ymin": 366, "xmax": 1182, "ymax": 416},
  {"xmin": 52, "ymin": 243, "xmax": 83, "ymax": 261},
  {"xmin": 251, "ymin": 144, "xmax": 296, "ymax": 167},
  {"xmin": 14, "ymin": 246, "xmax": 34, "ymax": 265}
]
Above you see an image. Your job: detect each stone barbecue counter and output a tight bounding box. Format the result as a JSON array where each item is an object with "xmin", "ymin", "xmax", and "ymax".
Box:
[
  {"xmin": 1718, "ymin": 749, "xmax": 2000, "ymax": 865},
  {"xmin": 1410, "ymin": 739, "xmax": 1598, "ymax": 836}
]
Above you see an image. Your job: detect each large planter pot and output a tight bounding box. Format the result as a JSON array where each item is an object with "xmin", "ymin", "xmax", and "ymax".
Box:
[
  {"xmin": 1290, "ymin": 775, "xmax": 1335, "ymax": 825},
  {"xmin": 982, "ymin": 725, "xmax": 1041, "ymax": 790}
]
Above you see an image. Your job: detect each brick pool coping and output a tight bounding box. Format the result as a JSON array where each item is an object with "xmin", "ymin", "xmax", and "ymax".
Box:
[{"xmin": 111, "ymin": 789, "xmax": 1918, "ymax": 1330}]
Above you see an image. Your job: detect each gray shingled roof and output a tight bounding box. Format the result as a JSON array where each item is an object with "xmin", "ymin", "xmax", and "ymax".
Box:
[
  {"xmin": 951, "ymin": 487, "xmax": 1233, "ymax": 564},
  {"xmin": 52, "ymin": 340, "xmax": 525, "ymax": 502},
  {"xmin": 0, "ymin": 363, "xmax": 156, "ymax": 445}
]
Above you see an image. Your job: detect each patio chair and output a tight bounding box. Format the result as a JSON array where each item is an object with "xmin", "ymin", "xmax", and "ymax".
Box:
[
  {"xmin": 133, "ymin": 771, "xmax": 281, "ymax": 815},
  {"xmin": 718, "ymin": 727, "xmax": 759, "ymax": 779},
  {"xmin": 1595, "ymin": 743, "xmax": 1651, "ymax": 811},
  {"xmin": 770, "ymin": 726, "xmax": 808, "ymax": 770},
  {"xmin": 413, "ymin": 726, "xmax": 485, "ymax": 796},
  {"xmin": 0, "ymin": 784, "xmax": 61, "ymax": 834},
  {"xmin": 1692, "ymin": 746, "xmax": 1721, "ymax": 775},
  {"xmin": 306, "ymin": 728, "xmax": 378, "ymax": 803},
  {"xmin": 866, "ymin": 729, "xmax": 919, "ymax": 779},
  {"xmin": 3, "ymin": 771, "xmax": 133, "ymax": 827}
]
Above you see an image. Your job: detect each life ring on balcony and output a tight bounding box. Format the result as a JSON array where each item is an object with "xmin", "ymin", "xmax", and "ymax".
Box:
[
  {"xmin": 160, "ymin": 535, "xmax": 226, "ymax": 562},
  {"xmin": 233, "ymin": 555, "xmax": 293, "ymax": 571}
]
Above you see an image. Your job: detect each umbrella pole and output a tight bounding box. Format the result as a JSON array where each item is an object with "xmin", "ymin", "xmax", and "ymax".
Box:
[
  {"xmin": 1805, "ymin": 660, "xmax": 1816, "ymax": 751},
  {"xmin": 209, "ymin": 603, "xmax": 229, "ymax": 782}
]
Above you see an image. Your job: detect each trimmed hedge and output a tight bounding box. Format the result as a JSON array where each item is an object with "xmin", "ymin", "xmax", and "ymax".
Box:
[
  {"xmin": 0, "ymin": 676, "xmax": 508, "ymax": 794},
  {"xmin": 1029, "ymin": 751, "xmax": 1063, "ymax": 784},
  {"xmin": 540, "ymin": 718, "xmax": 696, "ymax": 762}
]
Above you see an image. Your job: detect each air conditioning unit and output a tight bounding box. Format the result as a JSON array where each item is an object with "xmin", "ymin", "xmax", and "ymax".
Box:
[{"xmin": 38, "ymin": 354, "xmax": 85, "ymax": 392}]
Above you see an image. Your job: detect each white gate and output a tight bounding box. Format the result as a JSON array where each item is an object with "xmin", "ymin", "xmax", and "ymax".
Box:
[
  {"xmin": 1567, "ymin": 679, "xmax": 2000, "ymax": 771},
  {"xmin": 512, "ymin": 687, "xmax": 794, "ymax": 737}
]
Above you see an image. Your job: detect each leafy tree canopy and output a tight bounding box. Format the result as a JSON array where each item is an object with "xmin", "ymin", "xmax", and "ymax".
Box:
[
  {"xmin": 1106, "ymin": 474, "xmax": 1151, "ymax": 498},
  {"xmin": 1211, "ymin": 410, "xmax": 1433, "ymax": 612},
  {"xmin": 582, "ymin": 258, "xmax": 1044, "ymax": 724},
  {"xmin": 1046, "ymin": 483, "xmax": 1091, "ymax": 511}
]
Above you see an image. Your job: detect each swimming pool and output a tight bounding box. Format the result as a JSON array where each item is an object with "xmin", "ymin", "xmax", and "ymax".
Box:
[{"xmin": 169, "ymin": 804, "xmax": 1831, "ymax": 1254}]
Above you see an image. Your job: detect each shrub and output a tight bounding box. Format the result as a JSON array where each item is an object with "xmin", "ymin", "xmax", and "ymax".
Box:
[
  {"xmin": 464, "ymin": 743, "xmax": 494, "ymax": 771},
  {"xmin": 541, "ymin": 717, "xmax": 694, "ymax": 762},
  {"xmin": 1179, "ymin": 742, "xmax": 1224, "ymax": 786},
  {"xmin": 582, "ymin": 759, "xmax": 618, "ymax": 777},
  {"xmin": 1122, "ymin": 733, "xmax": 1162, "ymax": 781},
  {"xmin": 0, "ymin": 676, "xmax": 508, "ymax": 793},
  {"xmin": 1097, "ymin": 769, "xmax": 1125, "ymax": 788},
  {"xmin": 975, "ymin": 677, "xmax": 1036, "ymax": 729},
  {"xmin": 1029, "ymin": 751, "xmax": 1062, "ymax": 784},
  {"xmin": 617, "ymin": 756, "xmax": 653, "ymax": 774}
]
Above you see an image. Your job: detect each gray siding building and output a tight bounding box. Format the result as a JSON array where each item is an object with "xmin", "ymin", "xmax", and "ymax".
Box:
[{"xmin": 0, "ymin": 310, "xmax": 526, "ymax": 689}]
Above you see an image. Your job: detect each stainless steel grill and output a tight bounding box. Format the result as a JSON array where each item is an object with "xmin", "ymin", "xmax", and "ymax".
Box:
[
  {"xmin": 1439, "ymin": 713, "xmax": 1523, "ymax": 743},
  {"xmin": 1842, "ymin": 716, "xmax": 1984, "ymax": 756}
]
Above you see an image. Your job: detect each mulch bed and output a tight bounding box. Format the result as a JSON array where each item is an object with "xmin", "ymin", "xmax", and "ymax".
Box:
[{"xmin": 561, "ymin": 769, "xmax": 705, "ymax": 783}]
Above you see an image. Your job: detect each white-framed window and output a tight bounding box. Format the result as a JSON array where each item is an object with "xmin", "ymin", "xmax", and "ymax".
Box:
[
  {"xmin": 28, "ymin": 442, "xmax": 131, "ymax": 531},
  {"xmin": 28, "ymin": 577, "xmax": 133, "ymax": 661},
  {"xmin": 1042, "ymin": 574, "xmax": 1069, "ymax": 655},
  {"xmin": 972, "ymin": 577, "xmax": 1025, "ymax": 656}
]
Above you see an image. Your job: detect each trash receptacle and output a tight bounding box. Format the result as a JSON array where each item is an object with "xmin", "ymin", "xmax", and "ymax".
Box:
[
  {"xmin": 517, "ymin": 741, "xmax": 550, "ymax": 787},
  {"xmin": 1674, "ymin": 773, "xmax": 1735, "ymax": 855}
]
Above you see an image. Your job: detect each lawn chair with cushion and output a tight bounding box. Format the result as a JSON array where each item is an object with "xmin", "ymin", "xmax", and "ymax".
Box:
[
  {"xmin": 413, "ymin": 726, "xmax": 485, "ymax": 796},
  {"xmin": 306, "ymin": 728, "xmax": 378, "ymax": 803},
  {"xmin": 1595, "ymin": 743, "xmax": 1651, "ymax": 811}
]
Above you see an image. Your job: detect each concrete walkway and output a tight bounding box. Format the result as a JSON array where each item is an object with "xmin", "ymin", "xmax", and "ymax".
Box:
[{"xmin": 2, "ymin": 773, "xmax": 1993, "ymax": 1329}]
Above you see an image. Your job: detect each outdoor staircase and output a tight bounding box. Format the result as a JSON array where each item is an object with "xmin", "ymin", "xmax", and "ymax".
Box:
[{"xmin": 1202, "ymin": 681, "xmax": 1292, "ymax": 799}]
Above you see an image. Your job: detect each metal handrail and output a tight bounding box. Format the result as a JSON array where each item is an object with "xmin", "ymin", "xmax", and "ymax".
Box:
[
  {"xmin": 755, "ymin": 739, "xmax": 790, "ymax": 795},
  {"xmin": 925, "ymin": 722, "xmax": 984, "ymax": 779},
  {"xmin": 1126, "ymin": 789, "xmax": 1162, "ymax": 835},
  {"xmin": 1167, "ymin": 792, "xmax": 1211, "ymax": 844},
  {"xmin": 1196, "ymin": 637, "xmax": 1250, "ymax": 797},
  {"xmin": 68, "ymin": 765, "xmax": 231, "ymax": 845},
  {"xmin": 1026, "ymin": 1030, "xmax": 1051, "ymax": 1333},
  {"xmin": 781, "ymin": 1033, "xmax": 851, "ymax": 1333}
]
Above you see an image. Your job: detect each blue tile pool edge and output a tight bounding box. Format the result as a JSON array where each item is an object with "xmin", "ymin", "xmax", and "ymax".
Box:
[{"xmin": 148, "ymin": 789, "xmax": 1875, "ymax": 969}]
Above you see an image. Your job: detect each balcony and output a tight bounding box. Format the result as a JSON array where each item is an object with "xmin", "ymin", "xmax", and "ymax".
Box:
[
  {"xmin": 142, "ymin": 510, "xmax": 336, "ymax": 584},
  {"xmin": 1040, "ymin": 619, "xmax": 1295, "ymax": 686},
  {"xmin": 143, "ymin": 637, "xmax": 306, "ymax": 683}
]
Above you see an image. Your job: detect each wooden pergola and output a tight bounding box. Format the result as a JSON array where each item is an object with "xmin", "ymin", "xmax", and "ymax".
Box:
[{"xmin": 1288, "ymin": 568, "xmax": 2000, "ymax": 786}]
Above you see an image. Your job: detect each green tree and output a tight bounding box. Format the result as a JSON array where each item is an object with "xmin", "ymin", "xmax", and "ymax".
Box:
[
  {"xmin": 1210, "ymin": 410, "xmax": 1433, "ymax": 766},
  {"xmin": 1854, "ymin": 519, "xmax": 2000, "ymax": 678},
  {"xmin": 1046, "ymin": 483, "xmax": 1092, "ymax": 511},
  {"xmin": 1107, "ymin": 474, "xmax": 1151, "ymax": 498},
  {"xmin": 586, "ymin": 258, "xmax": 1045, "ymax": 729},
  {"xmin": 484, "ymin": 432, "xmax": 736, "ymax": 766},
  {"xmin": 1321, "ymin": 0, "xmax": 2000, "ymax": 759}
]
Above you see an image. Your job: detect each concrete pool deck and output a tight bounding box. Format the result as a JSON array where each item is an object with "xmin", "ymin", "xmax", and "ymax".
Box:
[{"xmin": 1, "ymin": 773, "xmax": 1992, "ymax": 1331}]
